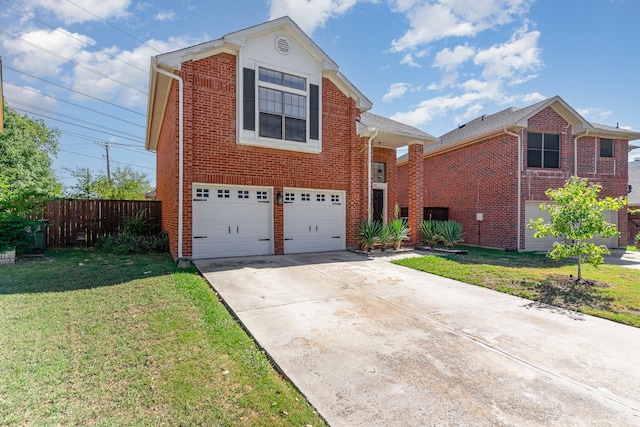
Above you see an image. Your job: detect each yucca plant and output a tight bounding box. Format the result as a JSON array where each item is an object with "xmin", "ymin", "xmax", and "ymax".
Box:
[
  {"xmin": 386, "ymin": 203, "xmax": 410, "ymax": 250},
  {"xmin": 419, "ymin": 219, "xmax": 442, "ymax": 248},
  {"xmin": 355, "ymin": 221, "xmax": 382, "ymax": 252},
  {"xmin": 377, "ymin": 224, "xmax": 391, "ymax": 251},
  {"xmin": 436, "ymin": 220, "xmax": 464, "ymax": 249}
]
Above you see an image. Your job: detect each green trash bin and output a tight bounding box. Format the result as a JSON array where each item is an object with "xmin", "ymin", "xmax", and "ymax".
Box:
[{"xmin": 25, "ymin": 220, "xmax": 49, "ymax": 253}]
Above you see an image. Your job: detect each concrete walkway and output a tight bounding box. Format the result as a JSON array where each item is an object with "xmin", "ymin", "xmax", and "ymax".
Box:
[{"xmin": 195, "ymin": 251, "xmax": 640, "ymax": 426}]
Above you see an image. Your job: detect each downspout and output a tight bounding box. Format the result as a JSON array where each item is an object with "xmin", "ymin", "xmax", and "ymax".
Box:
[
  {"xmin": 153, "ymin": 59, "xmax": 184, "ymax": 261},
  {"xmin": 574, "ymin": 131, "xmax": 588, "ymax": 176},
  {"xmin": 367, "ymin": 128, "xmax": 378, "ymax": 223},
  {"xmin": 505, "ymin": 129, "xmax": 521, "ymax": 251}
]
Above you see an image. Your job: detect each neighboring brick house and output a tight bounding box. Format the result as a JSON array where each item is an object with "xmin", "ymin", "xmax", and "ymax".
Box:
[
  {"xmin": 145, "ymin": 17, "xmax": 435, "ymax": 260},
  {"xmin": 398, "ymin": 96, "xmax": 640, "ymax": 251}
]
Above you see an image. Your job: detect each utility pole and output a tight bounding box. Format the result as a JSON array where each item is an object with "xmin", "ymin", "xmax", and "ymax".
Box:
[{"xmin": 97, "ymin": 142, "xmax": 111, "ymax": 179}]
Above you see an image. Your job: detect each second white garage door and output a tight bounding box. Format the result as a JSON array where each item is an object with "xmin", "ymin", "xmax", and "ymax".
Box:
[{"xmin": 284, "ymin": 188, "xmax": 346, "ymax": 254}]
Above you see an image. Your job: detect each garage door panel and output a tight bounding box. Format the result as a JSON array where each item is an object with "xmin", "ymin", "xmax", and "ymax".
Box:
[
  {"xmin": 284, "ymin": 189, "xmax": 345, "ymax": 254},
  {"xmin": 525, "ymin": 202, "xmax": 618, "ymax": 251},
  {"xmin": 192, "ymin": 185, "xmax": 273, "ymax": 259}
]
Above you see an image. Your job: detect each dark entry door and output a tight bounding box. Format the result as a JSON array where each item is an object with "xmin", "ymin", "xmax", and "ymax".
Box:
[{"xmin": 373, "ymin": 189, "xmax": 384, "ymax": 224}]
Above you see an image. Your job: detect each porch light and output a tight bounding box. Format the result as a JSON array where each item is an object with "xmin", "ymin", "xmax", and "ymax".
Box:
[{"xmin": 276, "ymin": 191, "xmax": 283, "ymax": 205}]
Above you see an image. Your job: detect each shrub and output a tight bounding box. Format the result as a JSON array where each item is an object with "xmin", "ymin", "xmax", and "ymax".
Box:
[
  {"xmin": 0, "ymin": 214, "xmax": 36, "ymax": 253},
  {"xmin": 377, "ymin": 224, "xmax": 391, "ymax": 251},
  {"xmin": 420, "ymin": 220, "xmax": 442, "ymax": 248},
  {"xmin": 386, "ymin": 218, "xmax": 408, "ymax": 250},
  {"xmin": 355, "ymin": 221, "xmax": 382, "ymax": 252},
  {"xmin": 436, "ymin": 220, "xmax": 464, "ymax": 249},
  {"xmin": 96, "ymin": 231, "xmax": 169, "ymax": 255}
]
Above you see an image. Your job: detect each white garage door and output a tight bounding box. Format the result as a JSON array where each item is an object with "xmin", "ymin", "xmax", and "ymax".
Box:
[
  {"xmin": 525, "ymin": 202, "xmax": 618, "ymax": 251},
  {"xmin": 192, "ymin": 184, "xmax": 272, "ymax": 259},
  {"xmin": 283, "ymin": 188, "xmax": 346, "ymax": 254}
]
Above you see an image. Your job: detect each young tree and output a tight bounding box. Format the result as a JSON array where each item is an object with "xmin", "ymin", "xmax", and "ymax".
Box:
[
  {"xmin": 528, "ymin": 176, "xmax": 626, "ymax": 280},
  {"xmin": 66, "ymin": 165, "xmax": 153, "ymax": 200}
]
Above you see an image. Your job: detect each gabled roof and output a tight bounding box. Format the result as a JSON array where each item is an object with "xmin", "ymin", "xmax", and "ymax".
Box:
[
  {"xmin": 426, "ymin": 95, "xmax": 640, "ymax": 157},
  {"xmin": 146, "ymin": 16, "xmax": 372, "ymax": 151},
  {"xmin": 357, "ymin": 111, "xmax": 437, "ymax": 149}
]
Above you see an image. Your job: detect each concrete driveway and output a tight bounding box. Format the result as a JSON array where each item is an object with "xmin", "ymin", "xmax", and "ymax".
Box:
[{"xmin": 195, "ymin": 251, "xmax": 640, "ymax": 426}]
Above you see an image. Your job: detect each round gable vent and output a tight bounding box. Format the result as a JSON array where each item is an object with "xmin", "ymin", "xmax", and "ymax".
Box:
[{"xmin": 275, "ymin": 35, "xmax": 291, "ymax": 55}]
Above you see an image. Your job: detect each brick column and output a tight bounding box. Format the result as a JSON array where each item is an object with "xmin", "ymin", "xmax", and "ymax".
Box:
[{"xmin": 408, "ymin": 143, "xmax": 424, "ymax": 245}]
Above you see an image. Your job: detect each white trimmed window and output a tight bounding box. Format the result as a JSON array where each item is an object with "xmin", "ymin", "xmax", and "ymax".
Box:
[{"xmin": 241, "ymin": 65, "xmax": 320, "ymax": 151}]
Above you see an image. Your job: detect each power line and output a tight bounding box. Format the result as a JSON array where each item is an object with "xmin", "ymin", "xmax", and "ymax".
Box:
[
  {"xmin": 5, "ymin": 81, "xmax": 145, "ymax": 128},
  {"xmin": 64, "ymin": 0, "xmax": 163, "ymax": 54},
  {"xmin": 8, "ymin": 98, "xmax": 144, "ymax": 141},
  {"xmin": 4, "ymin": 65, "xmax": 145, "ymax": 116},
  {"xmin": 58, "ymin": 130, "xmax": 154, "ymax": 155},
  {"xmin": 59, "ymin": 149, "xmax": 155, "ymax": 171},
  {"xmin": 0, "ymin": 29, "xmax": 147, "ymax": 95},
  {"xmin": 11, "ymin": 106, "xmax": 145, "ymax": 144},
  {"xmin": 0, "ymin": 0, "xmax": 149, "ymax": 74}
]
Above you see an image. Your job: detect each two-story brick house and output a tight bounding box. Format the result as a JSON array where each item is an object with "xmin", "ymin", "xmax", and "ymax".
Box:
[
  {"xmin": 145, "ymin": 17, "xmax": 435, "ymax": 260},
  {"xmin": 398, "ymin": 96, "xmax": 640, "ymax": 251}
]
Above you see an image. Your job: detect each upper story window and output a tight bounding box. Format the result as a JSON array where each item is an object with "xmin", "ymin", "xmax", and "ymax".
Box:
[
  {"xmin": 242, "ymin": 65, "xmax": 320, "ymax": 151},
  {"xmin": 600, "ymin": 138, "xmax": 614, "ymax": 158},
  {"xmin": 527, "ymin": 132, "xmax": 559, "ymax": 169}
]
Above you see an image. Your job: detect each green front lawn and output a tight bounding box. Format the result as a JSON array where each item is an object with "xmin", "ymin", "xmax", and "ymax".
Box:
[
  {"xmin": 394, "ymin": 247, "xmax": 640, "ymax": 328},
  {"xmin": 0, "ymin": 249, "xmax": 324, "ymax": 426}
]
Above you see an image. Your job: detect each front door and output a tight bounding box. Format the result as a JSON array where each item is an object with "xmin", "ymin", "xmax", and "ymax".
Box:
[{"xmin": 373, "ymin": 189, "xmax": 384, "ymax": 224}]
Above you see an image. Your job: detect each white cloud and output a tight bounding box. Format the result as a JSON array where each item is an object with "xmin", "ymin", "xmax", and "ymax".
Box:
[
  {"xmin": 382, "ymin": 82, "xmax": 411, "ymax": 102},
  {"xmin": 390, "ymin": 92, "xmax": 492, "ymax": 126},
  {"xmin": 71, "ymin": 35, "xmax": 206, "ymax": 107},
  {"xmin": 3, "ymin": 82, "xmax": 57, "ymax": 111},
  {"xmin": 473, "ymin": 28, "xmax": 541, "ymax": 83},
  {"xmin": 577, "ymin": 107, "xmax": 614, "ymax": 123},
  {"xmin": 3, "ymin": 26, "xmax": 206, "ymax": 108},
  {"xmin": 23, "ymin": 0, "xmax": 131, "ymax": 25},
  {"xmin": 433, "ymin": 44, "xmax": 475, "ymax": 71},
  {"xmin": 521, "ymin": 92, "xmax": 546, "ymax": 103},
  {"xmin": 400, "ymin": 53, "xmax": 421, "ymax": 67},
  {"xmin": 268, "ymin": 0, "xmax": 359, "ymax": 34},
  {"xmin": 154, "ymin": 10, "xmax": 176, "ymax": 21},
  {"xmin": 391, "ymin": 0, "xmax": 533, "ymax": 52},
  {"xmin": 2, "ymin": 28, "xmax": 95, "ymax": 77}
]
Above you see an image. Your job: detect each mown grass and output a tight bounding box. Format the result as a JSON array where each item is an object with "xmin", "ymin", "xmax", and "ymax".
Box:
[
  {"xmin": 0, "ymin": 249, "xmax": 324, "ymax": 426},
  {"xmin": 394, "ymin": 247, "xmax": 640, "ymax": 328}
]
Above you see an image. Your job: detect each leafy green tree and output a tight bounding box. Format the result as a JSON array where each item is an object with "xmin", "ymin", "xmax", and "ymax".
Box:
[
  {"xmin": 528, "ymin": 176, "xmax": 626, "ymax": 280},
  {"xmin": 0, "ymin": 102, "xmax": 61, "ymax": 197},
  {"xmin": 0, "ymin": 103, "xmax": 61, "ymax": 251},
  {"xmin": 65, "ymin": 167, "xmax": 99, "ymax": 199},
  {"xmin": 66, "ymin": 165, "xmax": 152, "ymax": 200}
]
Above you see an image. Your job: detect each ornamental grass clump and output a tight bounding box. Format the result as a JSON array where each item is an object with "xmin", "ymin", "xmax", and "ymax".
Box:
[{"xmin": 420, "ymin": 219, "xmax": 464, "ymax": 249}]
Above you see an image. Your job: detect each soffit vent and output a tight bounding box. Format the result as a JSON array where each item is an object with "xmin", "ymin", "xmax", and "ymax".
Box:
[{"xmin": 275, "ymin": 36, "xmax": 291, "ymax": 55}]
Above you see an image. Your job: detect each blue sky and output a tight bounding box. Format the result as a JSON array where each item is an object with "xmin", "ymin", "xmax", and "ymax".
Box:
[{"xmin": 2, "ymin": 0, "xmax": 639, "ymax": 191}]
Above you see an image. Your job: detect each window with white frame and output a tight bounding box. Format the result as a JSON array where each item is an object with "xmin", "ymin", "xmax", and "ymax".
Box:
[
  {"xmin": 600, "ymin": 138, "xmax": 613, "ymax": 158},
  {"xmin": 242, "ymin": 66, "xmax": 319, "ymax": 146}
]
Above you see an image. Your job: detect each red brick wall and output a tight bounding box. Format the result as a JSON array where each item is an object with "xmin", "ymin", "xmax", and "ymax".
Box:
[
  {"xmin": 423, "ymin": 134, "xmax": 519, "ymax": 250},
  {"xmin": 155, "ymin": 81, "xmax": 180, "ymax": 258},
  {"xmin": 521, "ymin": 107, "xmax": 629, "ymax": 247},
  {"xmin": 155, "ymin": 52, "xmax": 368, "ymax": 257},
  {"xmin": 396, "ymin": 106, "xmax": 630, "ymax": 250}
]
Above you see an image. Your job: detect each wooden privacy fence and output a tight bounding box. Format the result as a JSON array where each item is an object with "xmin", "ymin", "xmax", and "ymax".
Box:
[
  {"xmin": 629, "ymin": 214, "xmax": 640, "ymax": 244},
  {"xmin": 38, "ymin": 199, "xmax": 162, "ymax": 248}
]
